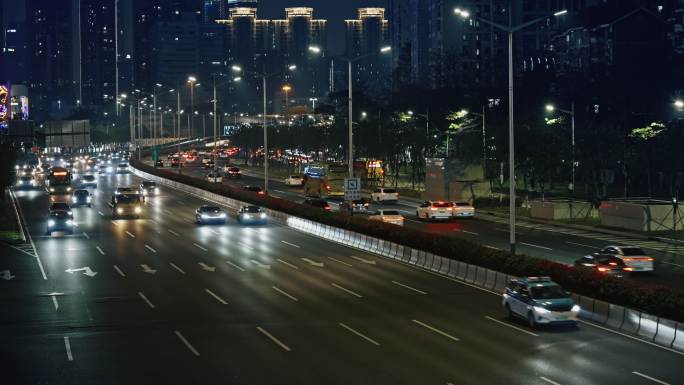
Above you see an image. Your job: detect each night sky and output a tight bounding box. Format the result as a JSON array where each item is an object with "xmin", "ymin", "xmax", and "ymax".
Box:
[{"xmin": 256, "ymin": 0, "xmax": 388, "ymax": 54}]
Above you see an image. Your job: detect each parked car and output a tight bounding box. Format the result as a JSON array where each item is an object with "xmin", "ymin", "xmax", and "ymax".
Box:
[
  {"xmin": 370, "ymin": 187, "xmax": 399, "ymax": 203},
  {"xmin": 416, "ymin": 201, "xmax": 453, "ymax": 221},
  {"xmin": 368, "ymin": 210, "xmax": 404, "ymax": 226},
  {"xmin": 284, "ymin": 174, "xmax": 304, "ymax": 186},
  {"xmin": 502, "ymin": 276, "xmax": 580, "ymax": 328}
]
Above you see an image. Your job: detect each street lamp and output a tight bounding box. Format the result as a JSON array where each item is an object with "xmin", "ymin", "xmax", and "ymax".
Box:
[
  {"xmin": 545, "ymin": 103, "xmax": 576, "ymax": 197},
  {"xmin": 282, "ymin": 85, "xmax": 292, "ymax": 117},
  {"xmin": 309, "ymin": 97, "xmax": 318, "ymax": 112},
  {"xmin": 454, "ymin": 6, "xmax": 567, "ymax": 254},
  {"xmin": 674, "ymin": 99, "xmax": 684, "ymax": 110},
  {"xmin": 187, "ymin": 76, "xmax": 197, "ymax": 138},
  {"xmin": 461, "ymin": 106, "xmax": 488, "ymax": 174}
]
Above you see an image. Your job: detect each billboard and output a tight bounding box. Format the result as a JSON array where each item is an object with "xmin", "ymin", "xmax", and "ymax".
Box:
[{"xmin": 0, "ymin": 83, "xmax": 9, "ymax": 131}]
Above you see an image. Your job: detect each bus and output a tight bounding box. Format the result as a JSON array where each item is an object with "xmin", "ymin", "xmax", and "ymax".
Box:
[
  {"xmin": 46, "ymin": 167, "xmax": 72, "ymax": 195},
  {"xmin": 354, "ymin": 159, "xmax": 384, "ymax": 180},
  {"xmin": 325, "ymin": 163, "xmax": 348, "ymax": 199}
]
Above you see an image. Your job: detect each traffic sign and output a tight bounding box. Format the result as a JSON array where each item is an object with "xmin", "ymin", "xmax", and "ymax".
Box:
[{"xmin": 344, "ymin": 178, "xmax": 361, "ymax": 200}]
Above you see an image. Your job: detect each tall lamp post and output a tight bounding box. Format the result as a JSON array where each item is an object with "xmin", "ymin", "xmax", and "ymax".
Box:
[
  {"xmin": 187, "ymin": 76, "xmax": 197, "ymax": 138},
  {"xmin": 231, "ymin": 64, "xmax": 297, "ymax": 193},
  {"xmin": 212, "ymin": 75, "xmax": 242, "ymax": 169},
  {"xmin": 282, "ymin": 85, "xmax": 292, "ymax": 118},
  {"xmin": 545, "ymin": 103, "xmax": 575, "ymax": 195},
  {"xmin": 454, "ymin": 7, "xmax": 567, "ymax": 254}
]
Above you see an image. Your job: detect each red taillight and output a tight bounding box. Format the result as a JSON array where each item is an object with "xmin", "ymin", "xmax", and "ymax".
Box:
[
  {"xmin": 609, "ymin": 262, "xmax": 617, "ymax": 266},
  {"xmin": 258, "ymin": 191, "xmax": 265, "ymax": 195},
  {"xmin": 325, "ymin": 207, "xmax": 331, "ymax": 211},
  {"xmin": 597, "ymin": 267, "xmax": 609, "ymax": 272}
]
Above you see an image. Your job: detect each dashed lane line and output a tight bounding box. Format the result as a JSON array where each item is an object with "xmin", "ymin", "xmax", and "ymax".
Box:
[
  {"xmin": 170, "ymin": 263, "xmax": 186, "ymax": 275},
  {"xmin": 145, "ymin": 244, "xmax": 157, "ymax": 253},
  {"xmin": 338, "ymin": 322, "xmax": 380, "ymax": 346},
  {"xmin": 412, "ymin": 320, "xmax": 459, "ymax": 342},
  {"xmin": 391, "ymin": 281, "xmax": 428, "ymax": 295},
  {"xmin": 540, "ymin": 377, "xmax": 562, "ymax": 385},
  {"xmin": 193, "ymin": 243, "xmax": 208, "ymax": 252},
  {"xmin": 331, "ymin": 283, "xmax": 363, "ymax": 298},
  {"xmin": 256, "ymin": 327, "xmax": 291, "ymax": 352},
  {"xmin": 519, "ymin": 242, "xmax": 553, "ymax": 251},
  {"xmin": 204, "ymin": 289, "xmax": 228, "ymax": 305},
  {"xmin": 174, "ymin": 331, "xmax": 200, "ymax": 356},
  {"xmin": 138, "ymin": 292, "xmax": 155, "ymax": 309},
  {"xmin": 276, "ymin": 259, "xmax": 299, "ymax": 270},
  {"xmin": 281, "ymin": 240, "xmax": 300, "ymax": 248},
  {"xmin": 125, "ymin": 231, "xmax": 135, "ymax": 238},
  {"xmin": 113, "ymin": 265, "xmax": 126, "ymax": 277},
  {"xmin": 631, "ymin": 371, "xmax": 671, "ymax": 385},
  {"xmin": 64, "ymin": 336, "xmax": 73, "ymax": 361},
  {"xmin": 328, "ymin": 257, "xmax": 353, "ymax": 267},
  {"xmin": 225, "ymin": 260, "xmax": 246, "ymax": 272},
  {"xmin": 96, "ymin": 246, "xmax": 105, "ymax": 255},
  {"xmin": 272, "ymin": 286, "xmax": 299, "ymax": 302}
]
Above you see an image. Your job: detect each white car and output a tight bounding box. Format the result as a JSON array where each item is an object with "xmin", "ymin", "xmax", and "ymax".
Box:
[
  {"xmin": 503, "ymin": 277, "xmax": 580, "ymax": 328},
  {"xmin": 368, "ymin": 210, "xmax": 404, "ymax": 226},
  {"xmin": 416, "ymin": 201, "xmax": 453, "ymax": 221},
  {"xmin": 452, "ymin": 201, "xmax": 475, "ymax": 218},
  {"xmin": 284, "ymin": 174, "xmax": 304, "ymax": 186},
  {"xmin": 597, "ymin": 246, "xmax": 654, "ymax": 272},
  {"xmin": 206, "ymin": 172, "xmax": 223, "ymax": 183},
  {"xmin": 371, "ymin": 188, "xmax": 399, "ymax": 203}
]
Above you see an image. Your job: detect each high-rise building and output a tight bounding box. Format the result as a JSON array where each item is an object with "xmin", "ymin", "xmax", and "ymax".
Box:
[
  {"xmin": 200, "ymin": 0, "xmax": 228, "ymax": 84},
  {"xmin": 80, "ymin": 0, "xmax": 116, "ymax": 110},
  {"xmin": 151, "ymin": 12, "xmax": 200, "ymax": 87},
  {"xmin": 345, "ymin": 8, "xmax": 391, "ymax": 92},
  {"xmin": 1, "ymin": 0, "xmax": 30, "ymax": 85}
]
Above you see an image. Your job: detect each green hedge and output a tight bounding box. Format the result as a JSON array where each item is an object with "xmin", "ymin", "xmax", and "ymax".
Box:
[{"xmin": 131, "ymin": 159, "xmax": 684, "ymax": 322}]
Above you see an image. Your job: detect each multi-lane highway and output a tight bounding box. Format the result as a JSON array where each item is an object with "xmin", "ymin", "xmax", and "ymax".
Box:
[
  {"xmin": 160, "ymin": 157, "xmax": 684, "ymax": 289},
  {"xmin": 1, "ymin": 164, "xmax": 682, "ymax": 385}
]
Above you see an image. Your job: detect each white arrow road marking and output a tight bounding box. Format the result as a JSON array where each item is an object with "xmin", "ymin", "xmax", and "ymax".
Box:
[
  {"xmin": 125, "ymin": 231, "xmax": 135, "ymax": 238},
  {"xmin": 113, "ymin": 265, "xmax": 126, "ymax": 277},
  {"xmin": 198, "ymin": 262, "xmax": 216, "ymax": 272},
  {"xmin": 351, "ymin": 256, "xmax": 376, "ymax": 265},
  {"xmin": 96, "ymin": 246, "xmax": 105, "ymax": 255},
  {"xmin": 338, "ymin": 322, "xmax": 381, "ymax": 346},
  {"xmin": 170, "ymin": 263, "xmax": 186, "ymax": 275},
  {"xmin": 140, "ymin": 264, "xmax": 157, "ymax": 274},
  {"xmin": 281, "ymin": 241, "xmax": 300, "ymax": 248},
  {"xmin": 632, "ymin": 372, "xmax": 671, "ymax": 385},
  {"xmin": 174, "ymin": 331, "xmax": 200, "ymax": 356},
  {"xmin": 0, "ymin": 269, "xmax": 15, "ymax": 280},
  {"xmin": 64, "ymin": 336, "xmax": 73, "ymax": 361},
  {"xmin": 250, "ymin": 260, "xmax": 271, "ymax": 269},
  {"xmin": 193, "ymin": 243, "xmax": 208, "ymax": 252},
  {"xmin": 225, "ymin": 260, "xmax": 246, "ymax": 272},
  {"xmin": 392, "ymin": 281, "xmax": 428, "ymax": 295},
  {"xmin": 272, "ymin": 286, "xmax": 299, "ymax": 302},
  {"xmin": 256, "ymin": 327, "xmax": 291, "ymax": 352},
  {"xmin": 328, "ymin": 257, "xmax": 353, "ymax": 267},
  {"xmin": 276, "ymin": 259, "xmax": 299, "ymax": 270},
  {"xmin": 412, "ymin": 320, "xmax": 459, "ymax": 342},
  {"xmin": 138, "ymin": 292, "xmax": 155, "ymax": 309},
  {"xmin": 204, "ymin": 289, "xmax": 228, "ymax": 305},
  {"xmin": 65, "ymin": 267, "xmax": 97, "ymax": 277},
  {"xmin": 331, "ymin": 283, "xmax": 363, "ymax": 298},
  {"xmin": 301, "ymin": 258, "xmax": 324, "ymax": 267},
  {"xmin": 144, "ymin": 244, "xmax": 157, "ymax": 253}
]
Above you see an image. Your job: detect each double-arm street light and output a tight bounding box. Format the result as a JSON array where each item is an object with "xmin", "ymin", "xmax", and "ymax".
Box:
[
  {"xmin": 309, "ymin": 45, "xmax": 391, "ymax": 179},
  {"xmin": 454, "ymin": 6, "xmax": 567, "ymax": 254},
  {"xmin": 231, "ymin": 64, "xmax": 297, "ymax": 193},
  {"xmin": 545, "ymin": 103, "xmax": 576, "ymax": 195},
  {"xmin": 187, "ymin": 76, "xmax": 197, "ymax": 138}
]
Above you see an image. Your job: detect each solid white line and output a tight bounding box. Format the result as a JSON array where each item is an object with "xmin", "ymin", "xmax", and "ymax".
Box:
[
  {"xmin": 338, "ymin": 322, "xmax": 380, "ymax": 346},
  {"xmin": 145, "ymin": 244, "xmax": 157, "ymax": 253},
  {"xmin": 540, "ymin": 377, "xmax": 562, "ymax": 385},
  {"xmin": 328, "ymin": 257, "xmax": 353, "ymax": 267},
  {"xmin": 168, "ymin": 229, "xmax": 180, "ymax": 236},
  {"xmin": 125, "ymin": 231, "xmax": 135, "ymax": 238},
  {"xmin": 138, "ymin": 292, "xmax": 155, "ymax": 309},
  {"xmin": 51, "ymin": 295, "xmax": 59, "ymax": 311},
  {"xmin": 661, "ymin": 261, "xmax": 684, "ymax": 268},
  {"xmin": 461, "ymin": 230, "xmax": 479, "ymax": 235},
  {"xmin": 193, "ymin": 243, "xmax": 208, "ymax": 251},
  {"xmin": 205, "ymin": 289, "xmax": 228, "ymax": 305},
  {"xmin": 13, "ymin": 194, "xmax": 47, "ymax": 280},
  {"xmin": 256, "ymin": 326, "xmax": 291, "ymax": 352},
  {"xmin": 392, "ymin": 281, "xmax": 428, "ymax": 295},
  {"xmin": 412, "ymin": 320, "xmax": 459, "ymax": 342},
  {"xmin": 64, "ymin": 336, "xmax": 73, "ymax": 361},
  {"xmin": 276, "ymin": 259, "xmax": 299, "ymax": 270},
  {"xmin": 631, "ymin": 371, "xmax": 671, "ymax": 385},
  {"xmin": 82, "ymin": 232, "xmax": 89, "ymax": 239},
  {"xmin": 111, "ymin": 220, "xmax": 119, "ymax": 226},
  {"xmin": 484, "ymin": 245, "xmax": 502, "ymax": 251},
  {"xmin": 566, "ymin": 241, "xmax": 597, "ymax": 249},
  {"xmin": 281, "ymin": 240, "xmax": 300, "ymax": 248},
  {"xmin": 174, "ymin": 331, "xmax": 200, "ymax": 356},
  {"xmin": 113, "ymin": 265, "xmax": 126, "ymax": 277},
  {"xmin": 98, "ymin": 211, "xmax": 104, "ymax": 216},
  {"xmin": 272, "ymin": 286, "xmax": 299, "ymax": 302},
  {"xmin": 331, "ymin": 283, "xmax": 363, "ymax": 298},
  {"xmin": 578, "ymin": 320, "xmax": 684, "ymax": 356},
  {"xmin": 520, "ymin": 242, "xmax": 552, "ymax": 251},
  {"xmin": 484, "ymin": 316, "xmax": 539, "ymax": 337},
  {"xmin": 224, "ymin": 260, "xmax": 246, "ymax": 272},
  {"xmin": 170, "ymin": 263, "xmax": 186, "ymax": 275},
  {"xmin": 96, "ymin": 246, "xmax": 105, "ymax": 255}
]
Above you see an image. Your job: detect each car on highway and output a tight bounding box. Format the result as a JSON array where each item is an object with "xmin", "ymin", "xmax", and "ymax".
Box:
[
  {"xmin": 243, "ymin": 185, "xmax": 265, "ymax": 195},
  {"xmin": 112, "ymin": 193, "xmax": 143, "ymax": 219},
  {"xmin": 574, "ymin": 254, "xmax": 628, "ymax": 277},
  {"xmin": 16, "ymin": 174, "xmax": 36, "ymax": 189},
  {"xmin": 49, "ymin": 202, "xmax": 73, "ymax": 219},
  {"xmin": 284, "ymin": 174, "xmax": 304, "ymax": 186},
  {"xmin": 115, "ymin": 186, "xmax": 137, "ymax": 195},
  {"xmin": 302, "ymin": 198, "xmax": 331, "ymax": 211},
  {"xmin": 155, "ymin": 159, "xmax": 164, "ymax": 167},
  {"xmin": 71, "ymin": 189, "xmax": 93, "ymax": 207},
  {"xmin": 452, "ymin": 201, "xmax": 475, "ymax": 218},
  {"xmin": 416, "ymin": 201, "xmax": 453, "ymax": 221},
  {"xmin": 594, "ymin": 246, "xmax": 654, "ymax": 272},
  {"xmin": 203, "ymin": 159, "xmax": 216, "ymax": 169},
  {"xmin": 206, "ymin": 171, "xmax": 223, "ymax": 183},
  {"xmin": 225, "ymin": 166, "xmax": 242, "ymax": 179},
  {"xmin": 502, "ymin": 276, "xmax": 580, "ymax": 328},
  {"xmin": 237, "ymin": 205, "xmax": 268, "ymax": 224},
  {"xmin": 368, "ymin": 210, "xmax": 405, "ymax": 226},
  {"xmin": 370, "ymin": 187, "xmax": 399, "ymax": 203},
  {"xmin": 139, "ymin": 181, "xmax": 159, "ymax": 196},
  {"xmin": 46, "ymin": 211, "xmax": 74, "ymax": 235},
  {"xmin": 116, "ymin": 163, "xmax": 129, "ymax": 173},
  {"xmin": 339, "ymin": 198, "xmax": 370, "ymax": 213},
  {"xmin": 99, "ymin": 164, "xmax": 115, "ymax": 174},
  {"xmin": 195, "ymin": 205, "xmax": 227, "ymax": 225},
  {"xmin": 80, "ymin": 174, "xmax": 98, "ymax": 188}
]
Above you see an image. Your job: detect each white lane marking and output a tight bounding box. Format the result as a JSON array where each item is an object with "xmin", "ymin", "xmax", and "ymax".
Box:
[
  {"xmin": 250, "ymin": 259, "xmax": 271, "ymax": 269},
  {"xmin": 328, "ymin": 257, "xmax": 353, "ymax": 267},
  {"xmin": 51, "ymin": 295, "xmax": 59, "ymax": 311},
  {"xmin": 113, "ymin": 265, "xmax": 126, "ymax": 277},
  {"xmin": 138, "ymin": 292, "xmax": 155, "ymax": 309},
  {"xmin": 412, "ymin": 320, "xmax": 459, "ymax": 342},
  {"xmin": 331, "ymin": 283, "xmax": 363, "ymax": 298},
  {"xmin": 461, "ymin": 230, "xmax": 479, "ymax": 235},
  {"xmin": 164, "ymin": 209, "xmax": 173, "ymax": 215},
  {"xmin": 177, "ymin": 200, "xmax": 185, "ymax": 205},
  {"xmin": 272, "ymin": 286, "xmax": 299, "ymax": 302},
  {"xmin": 276, "ymin": 259, "xmax": 299, "ymax": 270},
  {"xmin": 64, "ymin": 336, "xmax": 73, "ymax": 361},
  {"xmin": 225, "ymin": 260, "xmax": 246, "ymax": 271},
  {"xmin": 256, "ymin": 326, "xmax": 291, "ymax": 352},
  {"xmin": 210, "ymin": 229, "xmax": 220, "ymax": 236},
  {"xmin": 351, "ymin": 256, "xmax": 376, "ymax": 265},
  {"xmin": 168, "ymin": 229, "xmax": 180, "ymax": 236},
  {"xmin": 193, "ymin": 243, "xmax": 208, "ymax": 252},
  {"xmin": 392, "ymin": 281, "xmax": 428, "ymax": 295},
  {"xmin": 484, "ymin": 316, "xmax": 539, "ymax": 337},
  {"xmin": 174, "ymin": 331, "xmax": 200, "ymax": 356},
  {"xmin": 540, "ymin": 377, "xmax": 562, "ymax": 385},
  {"xmin": 484, "ymin": 245, "xmax": 502, "ymax": 251},
  {"xmin": 82, "ymin": 232, "xmax": 89, "ymax": 239},
  {"xmin": 170, "ymin": 263, "xmax": 186, "ymax": 275},
  {"xmin": 149, "ymin": 219, "xmax": 158, "ymax": 225},
  {"xmin": 145, "ymin": 244, "xmax": 157, "ymax": 253},
  {"xmin": 338, "ymin": 322, "xmax": 380, "ymax": 346},
  {"xmin": 125, "ymin": 231, "xmax": 135, "ymax": 238},
  {"xmin": 204, "ymin": 289, "xmax": 228, "ymax": 305},
  {"xmin": 238, "ymin": 242, "xmax": 254, "ymax": 251},
  {"xmin": 520, "ymin": 242, "xmax": 552, "ymax": 251},
  {"xmin": 96, "ymin": 246, "xmax": 105, "ymax": 255},
  {"xmin": 281, "ymin": 240, "xmax": 300, "ymax": 248},
  {"xmin": 631, "ymin": 371, "xmax": 671, "ymax": 385},
  {"xmin": 98, "ymin": 211, "xmax": 104, "ymax": 216},
  {"xmin": 566, "ymin": 241, "xmax": 597, "ymax": 249},
  {"xmin": 661, "ymin": 261, "xmax": 684, "ymax": 268},
  {"xmin": 111, "ymin": 221, "xmax": 119, "ymax": 226},
  {"xmin": 578, "ymin": 320, "xmax": 684, "ymax": 357}
]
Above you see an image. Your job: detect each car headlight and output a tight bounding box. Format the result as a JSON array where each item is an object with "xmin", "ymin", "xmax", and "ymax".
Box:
[
  {"xmin": 48, "ymin": 220, "xmax": 55, "ymax": 227},
  {"xmin": 219, "ymin": 213, "xmax": 226, "ymax": 218},
  {"xmin": 49, "ymin": 187, "xmax": 55, "ymax": 192},
  {"xmin": 15, "ymin": 165, "xmax": 19, "ymax": 169},
  {"xmin": 154, "ymin": 187, "xmax": 159, "ymax": 194},
  {"xmin": 117, "ymin": 208, "xmax": 123, "ymax": 214},
  {"xmin": 243, "ymin": 214, "xmax": 252, "ymax": 219},
  {"xmin": 134, "ymin": 207, "xmax": 142, "ymax": 214},
  {"xmin": 106, "ymin": 167, "xmax": 113, "ymax": 172},
  {"xmin": 533, "ymin": 306, "xmax": 550, "ymax": 314},
  {"xmin": 86, "ymin": 197, "xmax": 92, "ymax": 202},
  {"xmin": 571, "ymin": 304, "xmax": 581, "ymax": 313},
  {"xmin": 66, "ymin": 187, "xmax": 72, "ymax": 192},
  {"xmin": 142, "ymin": 190, "xmax": 148, "ymax": 195},
  {"xmin": 17, "ymin": 181, "xmax": 23, "ymax": 185},
  {"xmin": 66, "ymin": 220, "xmax": 73, "ymax": 226},
  {"xmin": 260, "ymin": 213, "xmax": 266, "ymax": 218},
  {"xmin": 67, "ymin": 211, "xmax": 73, "ymax": 216},
  {"xmin": 72, "ymin": 197, "xmax": 77, "ymax": 203}
]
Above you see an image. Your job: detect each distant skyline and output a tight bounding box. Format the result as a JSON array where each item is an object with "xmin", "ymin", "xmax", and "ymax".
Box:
[{"xmin": 253, "ymin": 0, "xmax": 387, "ymax": 55}]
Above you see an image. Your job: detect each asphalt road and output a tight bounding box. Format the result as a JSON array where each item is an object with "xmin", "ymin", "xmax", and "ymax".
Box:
[
  {"xmin": 1, "ymin": 166, "xmax": 683, "ymax": 385},
  {"xmin": 166, "ymin": 158, "xmax": 684, "ymax": 289}
]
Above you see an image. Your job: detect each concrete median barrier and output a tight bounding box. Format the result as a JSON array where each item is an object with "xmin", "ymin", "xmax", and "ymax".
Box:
[
  {"xmin": 637, "ymin": 313, "xmax": 659, "ymax": 340},
  {"xmin": 652, "ymin": 318, "xmax": 677, "ymax": 347},
  {"xmin": 606, "ymin": 304, "xmax": 626, "ymax": 329},
  {"xmin": 620, "ymin": 309, "xmax": 642, "ymax": 334},
  {"xmin": 439, "ymin": 258, "xmax": 450, "ymax": 274},
  {"xmin": 591, "ymin": 300, "xmax": 610, "ymax": 325},
  {"xmin": 672, "ymin": 323, "xmax": 684, "ymax": 351},
  {"xmin": 484, "ymin": 269, "xmax": 497, "ymax": 289},
  {"xmin": 456, "ymin": 262, "xmax": 467, "ymax": 280}
]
